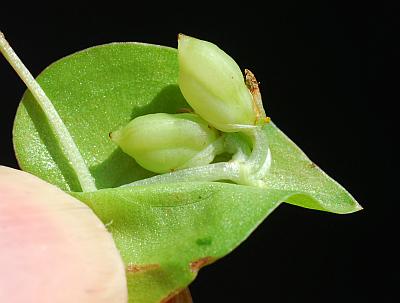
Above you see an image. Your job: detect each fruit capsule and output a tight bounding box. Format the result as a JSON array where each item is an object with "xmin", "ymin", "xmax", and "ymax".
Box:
[
  {"xmin": 178, "ymin": 34, "xmax": 257, "ymax": 132},
  {"xmin": 110, "ymin": 113, "xmax": 220, "ymax": 173}
]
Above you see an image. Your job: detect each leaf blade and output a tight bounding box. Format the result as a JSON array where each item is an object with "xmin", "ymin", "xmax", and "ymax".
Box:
[{"xmin": 73, "ymin": 182, "xmax": 288, "ymax": 303}]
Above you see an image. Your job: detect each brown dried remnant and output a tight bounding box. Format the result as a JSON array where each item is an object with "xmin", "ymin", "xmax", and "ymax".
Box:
[
  {"xmin": 245, "ymin": 69, "xmax": 267, "ymax": 123},
  {"xmin": 308, "ymin": 162, "xmax": 318, "ymax": 168},
  {"xmin": 126, "ymin": 263, "xmax": 160, "ymax": 274},
  {"xmin": 245, "ymin": 68, "xmax": 260, "ymax": 95},
  {"xmin": 176, "ymin": 107, "xmax": 193, "ymax": 113},
  {"xmin": 189, "ymin": 256, "xmax": 214, "ymax": 273},
  {"xmin": 161, "ymin": 288, "xmax": 193, "ymax": 303}
]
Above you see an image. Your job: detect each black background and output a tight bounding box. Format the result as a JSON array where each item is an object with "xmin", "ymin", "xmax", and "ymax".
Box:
[{"xmin": 0, "ymin": 2, "xmax": 396, "ymax": 302}]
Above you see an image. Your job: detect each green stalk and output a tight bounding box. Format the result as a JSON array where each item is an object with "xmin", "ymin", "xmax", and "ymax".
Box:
[
  {"xmin": 124, "ymin": 162, "xmax": 242, "ymax": 187},
  {"xmin": 243, "ymin": 126, "xmax": 271, "ymax": 180},
  {"xmin": 124, "ymin": 128, "xmax": 271, "ymax": 187},
  {"xmin": 0, "ymin": 32, "xmax": 96, "ymax": 192}
]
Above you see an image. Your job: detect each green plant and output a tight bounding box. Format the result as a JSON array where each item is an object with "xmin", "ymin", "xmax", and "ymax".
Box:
[{"xmin": 0, "ymin": 32, "xmax": 361, "ymax": 303}]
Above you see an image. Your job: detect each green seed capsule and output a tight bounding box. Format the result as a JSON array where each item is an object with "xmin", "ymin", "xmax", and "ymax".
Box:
[
  {"xmin": 178, "ymin": 34, "xmax": 257, "ymax": 132},
  {"xmin": 110, "ymin": 113, "xmax": 220, "ymax": 173}
]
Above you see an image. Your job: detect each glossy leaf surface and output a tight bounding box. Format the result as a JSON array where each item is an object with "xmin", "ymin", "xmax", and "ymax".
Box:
[{"xmin": 13, "ymin": 42, "xmax": 361, "ymax": 302}]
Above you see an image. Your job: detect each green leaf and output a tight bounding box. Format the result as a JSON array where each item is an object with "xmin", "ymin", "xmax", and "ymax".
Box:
[
  {"xmin": 72, "ymin": 182, "xmax": 286, "ymax": 303},
  {"xmin": 12, "ymin": 42, "xmax": 361, "ymax": 302},
  {"xmin": 263, "ymin": 122, "xmax": 362, "ymax": 214}
]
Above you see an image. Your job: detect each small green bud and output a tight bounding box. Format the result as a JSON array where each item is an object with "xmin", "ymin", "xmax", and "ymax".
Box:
[
  {"xmin": 178, "ymin": 34, "xmax": 257, "ymax": 132},
  {"xmin": 110, "ymin": 113, "xmax": 220, "ymax": 173}
]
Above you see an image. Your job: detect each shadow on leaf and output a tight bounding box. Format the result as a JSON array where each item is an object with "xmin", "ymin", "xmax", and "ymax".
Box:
[
  {"xmin": 130, "ymin": 84, "xmax": 189, "ymax": 119},
  {"xmin": 90, "ymin": 147, "xmax": 155, "ymax": 189}
]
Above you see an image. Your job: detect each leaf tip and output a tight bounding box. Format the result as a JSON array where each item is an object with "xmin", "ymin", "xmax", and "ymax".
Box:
[
  {"xmin": 353, "ymin": 201, "xmax": 364, "ymax": 212},
  {"xmin": 337, "ymin": 199, "xmax": 364, "ymax": 214}
]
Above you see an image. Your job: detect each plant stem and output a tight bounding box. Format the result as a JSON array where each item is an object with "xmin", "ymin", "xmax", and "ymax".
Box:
[
  {"xmin": 0, "ymin": 32, "xmax": 97, "ymax": 192},
  {"xmin": 123, "ymin": 127, "xmax": 271, "ymax": 188}
]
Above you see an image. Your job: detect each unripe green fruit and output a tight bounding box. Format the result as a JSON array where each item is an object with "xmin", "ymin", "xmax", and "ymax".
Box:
[
  {"xmin": 110, "ymin": 113, "xmax": 220, "ymax": 173},
  {"xmin": 178, "ymin": 34, "xmax": 257, "ymax": 132}
]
